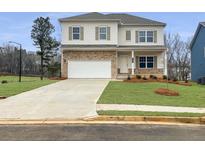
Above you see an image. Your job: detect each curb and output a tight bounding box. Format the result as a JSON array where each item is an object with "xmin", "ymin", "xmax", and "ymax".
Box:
[
  {"xmin": 0, "ymin": 116, "xmax": 204, "ymax": 125},
  {"xmin": 89, "ymin": 116, "xmax": 205, "ymax": 124}
]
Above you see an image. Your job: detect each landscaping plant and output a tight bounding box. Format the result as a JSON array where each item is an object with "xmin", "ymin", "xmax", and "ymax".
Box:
[
  {"xmin": 1, "ymin": 80, "xmax": 8, "ymax": 84},
  {"xmin": 136, "ymin": 75, "xmax": 141, "ymax": 79},
  {"xmin": 31, "ymin": 17, "xmax": 60, "ymax": 80}
]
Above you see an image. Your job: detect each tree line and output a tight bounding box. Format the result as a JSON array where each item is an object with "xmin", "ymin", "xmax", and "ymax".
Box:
[
  {"xmin": 0, "ymin": 44, "xmax": 61, "ymax": 77},
  {"xmin": 0, "ymin": 44, "xmax": 40, "ymax": 75},
  {"xmin": 0, "ymin": 17, "xmax": 60, "ymax": 79}
]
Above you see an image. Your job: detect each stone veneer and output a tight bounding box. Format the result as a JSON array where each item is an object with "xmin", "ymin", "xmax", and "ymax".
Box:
[
  {"xmin": 135, "ymin": 68, "xmax": 164, "ymax": 78},
  {"xmin": 127, "ymin": 68, "xmax": 164, "ymax": 74},
  {"xmin": 126, "ymin": 68, "xmax": 164, "ymax": 78},
  {"xmin": 61, "ymin": 50, "xmax": 117, "ymax": 79}
]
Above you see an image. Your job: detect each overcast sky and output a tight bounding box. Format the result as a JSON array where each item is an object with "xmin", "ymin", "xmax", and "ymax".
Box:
[{"xmin": 0, "ymin": 12, "xmax": 204, "ymax": 51}]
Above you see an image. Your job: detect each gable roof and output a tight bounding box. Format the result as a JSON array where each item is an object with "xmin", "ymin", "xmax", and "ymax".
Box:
[
  {"xmin": 190, "ymin": 22, "xmax": 205, "ymax": 49},
  {"xmin": 106, "ymin": 13, "xmax": 165, "ymax": 26},
  {"xmin": 59, "ymin": 12, "xmax": 166, "ymax": 26}
]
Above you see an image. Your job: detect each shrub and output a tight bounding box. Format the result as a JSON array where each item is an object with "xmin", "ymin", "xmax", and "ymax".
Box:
[
  {"xmin": 197, "ymin": 78, "xmax": 202, "ymax": 84},
  {"xmin": 173, "ymin": 78, "xmax": 178, "ymax": 82},
  {"xmin": 184, "ymin": 79, "xmax": 189, "ymax": 83},
  {"xmin": 136, "ymin": 75, "xmax": 141, "ymax": 79},
  {"xmin": 149, "ymin": 75, "xmax": 154, "ymax": 79},
  {"xmin": 142, "ymin": 76, "xmax": 147, "ymax": 80},
  {"xmin": 48, "ymin": 62, "xmax": 61, "ymax": 77},
  {"xmin": 152, "ymin": 76, "xmax": 158, "ymax": 80},
  {"xmin": 1, "ymin": 80, "xmax": 8, "ymax": 84},
  {"xmin": 163, "ymin": 75, "xmax": 167, "ymax": 80},
  {"xmin": 127, "ymin": 75, "xmax": 131, "ymax": 80},
  {"xmin": 150, "ymin": 75, "xmax": 157, "ymax": 80}
]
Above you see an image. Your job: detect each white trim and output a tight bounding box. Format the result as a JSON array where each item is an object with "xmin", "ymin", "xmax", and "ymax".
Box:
[
  {"xmin": 72, "ymin": 26, "xmax": 81, "ymax": 40},
  {"xmin": 99, "ymin": 26, "xmax": 107, "ymax": 40},
  {"xmin": 138, "ymin": 30, "xmax": 154, "ymax": 43}
]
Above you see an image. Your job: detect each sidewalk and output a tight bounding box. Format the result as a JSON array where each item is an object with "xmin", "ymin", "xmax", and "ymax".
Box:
[{"xmin": 97, "ymin": 104, "xmax": 205, "ymax": 113}]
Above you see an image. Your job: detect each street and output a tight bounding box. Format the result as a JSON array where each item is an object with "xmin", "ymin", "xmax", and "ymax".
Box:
[{"xmin": 0, "ymin": 123, "xmax": 205, "ymax": 141}]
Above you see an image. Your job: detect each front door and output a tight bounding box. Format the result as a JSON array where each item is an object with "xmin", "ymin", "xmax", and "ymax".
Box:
[{"xmin": 119, "ymin": 56, "xmax": 128, "ymax": 73}]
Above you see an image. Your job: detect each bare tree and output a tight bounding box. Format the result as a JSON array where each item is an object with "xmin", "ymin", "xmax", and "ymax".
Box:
[{"xmin": 165, "ymin": 33, "xmax": 191, "ymax": 81}]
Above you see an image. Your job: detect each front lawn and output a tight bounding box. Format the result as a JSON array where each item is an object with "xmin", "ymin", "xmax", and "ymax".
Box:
[
  {"xmin": 97, "ymin": 110, "xmax": 205, "ymax": 117},
  {"xmin": 97, "ymin": 81, "xmax": 205, "ymax": 107},
  {"xmin": 0, "ymin": 76, "xmax": 58, "ymax": 97}
]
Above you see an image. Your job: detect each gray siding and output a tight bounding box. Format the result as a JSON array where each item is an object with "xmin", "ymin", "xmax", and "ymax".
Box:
[{"xmin": 191, "ymin": 26, "xmax": 205, "ymax": 81}]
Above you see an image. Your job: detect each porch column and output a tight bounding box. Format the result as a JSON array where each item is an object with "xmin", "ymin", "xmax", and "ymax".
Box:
[{"xmin": 131, "ymin": 50, "xmax": 135, "ymax": 75}]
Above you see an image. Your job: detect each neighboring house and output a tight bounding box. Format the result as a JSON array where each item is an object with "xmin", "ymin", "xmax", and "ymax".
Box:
[
  {"xmin": 190, "ymin": 22, "xmax": 205, "ymax": 81},
  {"xmin": 59, "ymin": 12, "xmax": 167, "ymax": 79}
]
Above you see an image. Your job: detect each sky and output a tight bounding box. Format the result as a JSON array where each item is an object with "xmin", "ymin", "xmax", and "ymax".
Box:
[{"xmin": 0, "ymin": 12, "xmax": 205, "ymax": 51}]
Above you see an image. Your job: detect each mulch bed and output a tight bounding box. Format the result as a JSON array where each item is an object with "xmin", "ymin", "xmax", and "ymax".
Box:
[
  {"xmin": 0, "ymin": 96, "xmax": 7, "ymax": 99},
  {"xmin": 48, "ymin": 77, "xmax": 67, "ymax": 80},
  {"xmin": 176, "ymin": 82, "xmax": 192, "ymax": 86},
  {"xmin": 124, "ymin": 78, "xmax": 192, "ymax": 86},
  {"xmin": 154, "ymin": 88, "xmax": 179, "ymax": 96},
  {"xmin": 124, "ymin": 78, "xmax": 159, "ymax": 83}
]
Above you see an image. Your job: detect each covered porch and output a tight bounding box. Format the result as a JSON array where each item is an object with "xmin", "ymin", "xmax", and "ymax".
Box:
[{"xmin": 117, "ymin": 47, "xmax": 167, "ymax": 78}]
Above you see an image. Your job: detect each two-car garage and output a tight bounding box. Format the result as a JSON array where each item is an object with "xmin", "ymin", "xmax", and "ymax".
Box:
[
  {"xmin": 62, "ymin": 50, "xmax": 116, "ymax": 79},
  {"xmin": 68, "ymin": 60, "xmax": 112, "ymax": 78}
]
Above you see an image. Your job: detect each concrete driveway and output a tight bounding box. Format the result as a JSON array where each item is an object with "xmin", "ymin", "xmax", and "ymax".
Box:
[{"xmin": 0, "ymin": 79, "xmax": 109, "ymax": 120}]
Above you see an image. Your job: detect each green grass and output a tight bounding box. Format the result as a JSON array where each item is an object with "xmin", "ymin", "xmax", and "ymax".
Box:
[
  {"xmin": 97, "ymin": 110, "xmax": 205, "ymax": 117},
  {"xmin": 97, "ymin": 81, "xmax": 205, "ymax": 107},
  {"xmin": 0, "ymin": 76, "xmax": 58, "ymax": 97}
]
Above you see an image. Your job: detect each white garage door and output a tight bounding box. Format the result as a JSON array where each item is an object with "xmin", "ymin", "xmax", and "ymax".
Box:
[{"xmin": 68, "ymin": 60, "xmax": 111, "ymax": 78}]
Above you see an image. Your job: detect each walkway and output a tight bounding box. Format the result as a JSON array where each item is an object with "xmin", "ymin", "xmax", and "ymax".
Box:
[{"xmin": 97, "ymin": 104, "xmax": 205, "ymax": 113}]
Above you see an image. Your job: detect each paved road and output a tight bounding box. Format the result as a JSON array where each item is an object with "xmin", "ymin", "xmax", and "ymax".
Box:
[
  {"xmin": 0, "ymin": 124, "xmax": 205, "ymax": 141},
  {"xmin": 0, "ymin": 79, "xmax": 109, "ymax": 119}
]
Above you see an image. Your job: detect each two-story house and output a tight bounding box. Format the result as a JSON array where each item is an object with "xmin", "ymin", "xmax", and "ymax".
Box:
[
  {"xmin": 190, "ymin": 22, "xmax": 205, "ymax": 81},
  {"xmin": 59, "ymin": 12, "xmax": 167, "ymax": 79}
]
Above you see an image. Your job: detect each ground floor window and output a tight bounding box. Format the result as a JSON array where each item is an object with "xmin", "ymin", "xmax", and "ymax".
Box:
[
  {"xmin": 139, "ymin": 57, "xmax": 146, "ymax": 68},
  {"xmin": 139, "ymin": 56, "xmax": 154, "ymax": 68}
]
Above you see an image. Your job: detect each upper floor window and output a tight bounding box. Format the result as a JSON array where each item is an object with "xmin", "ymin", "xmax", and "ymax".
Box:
[
  {"xmin": 72, "ymin": 27, "xmax": 80, "ymax": 40},
  {"xmin": 138, "ymin": 31, "xmax": 154, "ymax": 43},
  {"xmin": 139, "ymin": 31, "xmax": 146, "ymax": 42},
  {"xmin": 99, "ymin": 27, "xmax": 107, "ymax": 40},
  {"xmin": 147, "ymin": 31, "xmax": 154, "ymax": 42}
]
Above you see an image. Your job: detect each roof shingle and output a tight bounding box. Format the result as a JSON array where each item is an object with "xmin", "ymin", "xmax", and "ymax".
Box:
[{"xmin": 59, "ymin": 12, "xmax": 166, "ymax": 26}]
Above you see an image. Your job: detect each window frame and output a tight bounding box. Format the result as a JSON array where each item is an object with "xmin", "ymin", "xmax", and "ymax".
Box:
[
  {"xmin": 138, "ymin": 31, "xmax": 154, "ymax": 43},
  {"xmin": 99, "ymin": 26, "xmax": 107, "ymax": 40},
  {"xmin": 139, "ymin": 31, "xmax": 146, "ymax": 43},
  {"xmin": 139, "ymin": 56, "xmax": 146, "ymax": 68},
  {"xmin": 72, "ymin": 26, "xmax": 80, "ymax": 40},
  {"xmin": 139, "ymin": 56, "xmax": 154, "ymax": 69},
  {"xmin": 147, "ymin": 31, "xmax": 154, "ymax": 43}
]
